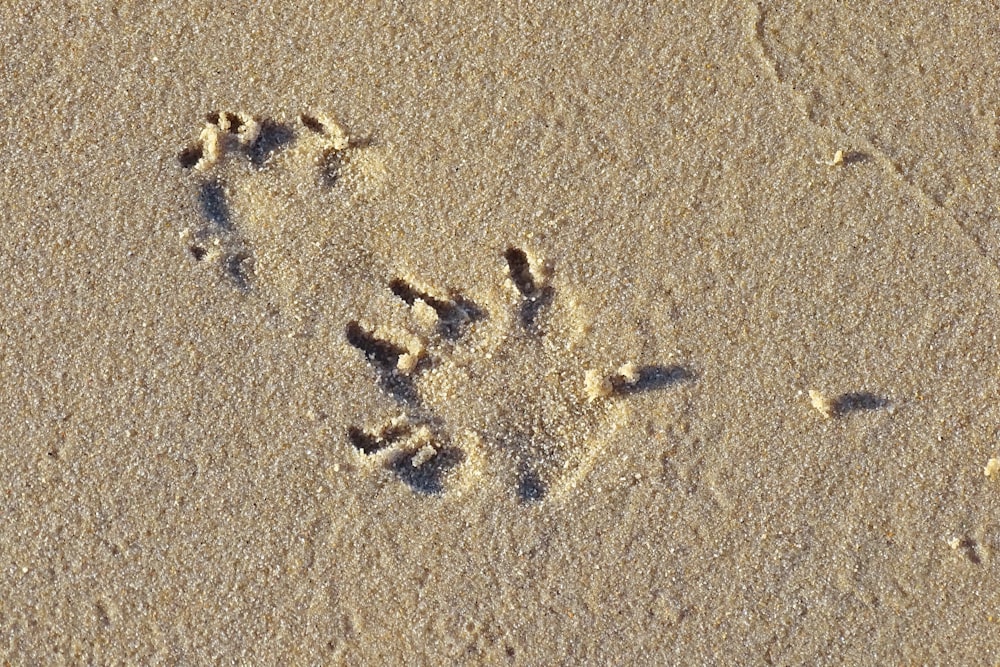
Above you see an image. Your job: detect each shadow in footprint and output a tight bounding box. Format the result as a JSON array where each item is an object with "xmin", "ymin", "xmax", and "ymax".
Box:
[
  {"xmin": 520, "ymin": 286, "xmax": 554, "ymax": 334},
  {"xmin": 223, "ymin": 250, "xmax": 253, "ymax": 291},
  {"xmin": 957, "ymin": 537, "xmax": 982, "ymax": 565},
  {"xmin": 376, "ymin": 374, "xmax": 420, "ymax": 405},
  {"xmin": 516, "ymin": 467, "xmax": 547, "ymax": 503},
  {"xmin": 319, "ymin": 149, "xmax": 342, "ymax": 187},
  {"xmin": 495, "ymin": 430, "xmax": 552, "ymax": 503},
  {"xmin": 504, "ymin": 247, "xmax": 552, "ymax": 334},
  {"xmin": 616, "ymin": 365, "xmax": 693, "ymax": 395},
  {"xmin": 834, "ymin": 392, "xmax": 889, "ymax": 415},
  {"xmin": 318, "ymin": 139, "xmax": 376, "ymax": 188},
  {"xmin": 348, "ymin": 427, "xmax": 387, "ymax": 455},
  {"xmin": 445, "ymin": 296, "xmax": 488, "ymax": 340},
  {"xmin": 388, "ymin": 446, "xmax": 465, "ymax": 495},
  {"xmin": 348, "ymin": 423, "xmax": 413, "ymax": 456},
  {"xmin": 198, "ymin": 179, "xmax": 232, "ymax": 231},
  {"xmin": 842, "ymin": 151, "xmax": 871, "ymax": 166},
  {"xmin": 178, "ymin": 144, "xmax": 204, "ymax": 169},
  {"xmin": 345, "ymin": 321, "xmax": 403, "ymax": 369},
  {"xmin": 345, "ymin": 321, "xmax": 419, "ymax": 405},
  {"xmin": 387, "ymin": 278, "xmax": 486, "ymax": 340},
  {"xmin": 248, "ymin": 120, "xmax": 295, "ymax": 167}
]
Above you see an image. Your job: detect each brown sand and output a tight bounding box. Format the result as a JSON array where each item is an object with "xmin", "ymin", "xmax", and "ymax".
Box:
[{"xmin": 3, "ymin": 1, "xmax": 1000, "ymax": 663}]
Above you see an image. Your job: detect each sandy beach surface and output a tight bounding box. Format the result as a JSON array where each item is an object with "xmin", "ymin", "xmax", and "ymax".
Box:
[{"xmin": 3, "ymin": 1, "xmax": 1000, "ymax": 663}]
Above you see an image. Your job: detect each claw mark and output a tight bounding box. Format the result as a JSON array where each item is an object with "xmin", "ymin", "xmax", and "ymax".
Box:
[
  {"xmin": 504, "ymin": 247, "xmax": 554, "ymax": 333},
  {"xmin": 345, "ymin": 322, "xmax": 420, "ymax": 404},
  {"xmin": 387, "ymin": 446, "xmax": 465, "ymax": 495},
  {"xmin": 177, "ymin": 144, "xmax": 204, "ymax": 170},
  {"xmin": 348, "ymin": 421, "xmax": 412, "ymax": 455},
  {"xmin": 347, "ymin": 426, "xmax": 384, "ymax": 455},
  {"xmin": 300, "ymin": 113, "xmax": 351, "ymax": 187},
  {"xmin": 299, "ymin": 114, "xmax": 327, "ymax": 134},
  {"xmin": 299, "ymin": 113, "xmax": 349, "ymax": 150},
  {"xmin": 345, "ymin": 321, "xmax": 406, "ymax": 370},
  {"xmin": 388, "ymin": 278, "xmax": 483, "ymax": 339},
  {"xmin": 504, "ymin": 247, "xmax": 538, "ymax": 298},
  {"xmin": 959, "ymin": 537, "xmax": 982, "ymax": 565}
]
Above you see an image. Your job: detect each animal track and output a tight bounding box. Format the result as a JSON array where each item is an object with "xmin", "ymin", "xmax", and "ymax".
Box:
[
  {"xmin": 347, "ymin": 249, "xmax": 691, "ymax": 502},
  {"xmin": 177, "ymin": 110, "xmax": 372, "ymax": 290},
  {"xmin": 175, "ymin": 111, "xmax": 689, "ymax": 502}
]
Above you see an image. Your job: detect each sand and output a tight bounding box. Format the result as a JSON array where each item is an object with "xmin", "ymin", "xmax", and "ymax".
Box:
[{"xmin": 2, "ymin": 1, "xmax": 999, "ymax": 663}]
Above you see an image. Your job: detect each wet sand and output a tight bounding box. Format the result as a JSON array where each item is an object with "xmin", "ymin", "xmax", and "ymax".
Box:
[{"xmin": 2, "ymin": 1, "xmax": 999, "ymax": 663}]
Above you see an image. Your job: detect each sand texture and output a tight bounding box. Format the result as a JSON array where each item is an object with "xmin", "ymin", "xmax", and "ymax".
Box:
[{"xmin": 3, "ymin": 1, "xmax": 1000, "ymax": 664}]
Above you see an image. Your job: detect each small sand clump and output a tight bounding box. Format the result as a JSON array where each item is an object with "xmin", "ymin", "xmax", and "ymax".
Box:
[
  {"xmin": 617, "ymin": 362, "xmax": 640, "ymax": 384},
  {"xmin": 584, "ymin": 370, "xmax": 613, "ymax": 401},
  {"xmin": 411, "ymin": 444, "xmax": 437, "ymax": 468},
  {"xmin": 808, "ymin": 389, "xmax": 837, "ymax": 418}
]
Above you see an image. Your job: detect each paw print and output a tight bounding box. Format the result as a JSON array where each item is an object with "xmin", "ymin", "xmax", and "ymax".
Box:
[
  {"xmin": 347, "ymin": 248, "xmax": 691, "ymax": 501},
  {"xmin": 175, "ymin": 111, "xmax": 690, "ymax": 502},
  {"xmin": 176, "ymin": 111, "xmax": 374, "ymax": 291}
]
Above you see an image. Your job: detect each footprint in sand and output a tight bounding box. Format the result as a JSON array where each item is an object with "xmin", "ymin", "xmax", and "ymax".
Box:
[
  {"xmin": 176, "ymin": 111, "xmax": 690, "ymax": 502},
  {"xmin": 345, "ymin": 247, "xmax": 693, "ymax": 501},
  {"xmin": 177, "ymin": 110, "xmax": 382, "ymax": 292}
]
